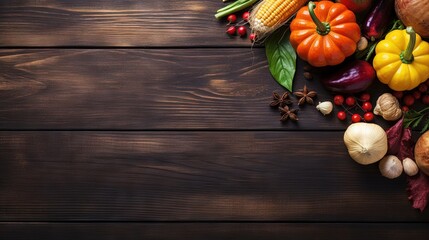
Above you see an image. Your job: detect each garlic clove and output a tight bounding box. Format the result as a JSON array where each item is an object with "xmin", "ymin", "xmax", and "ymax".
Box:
[
  {"xmin": 316, "ymin": 101, "xmax": 333, "ymax": 115},
  {"xmin": 379, "ymin": 155, "xmax": 403, "ymax": 179},
  {"xmin": 357, "ymin": 36, "xmax": 369, "ymax": 51},
  {"xmin": 403, "ymin": 157, "xmax": 419, "ymax": 176}
]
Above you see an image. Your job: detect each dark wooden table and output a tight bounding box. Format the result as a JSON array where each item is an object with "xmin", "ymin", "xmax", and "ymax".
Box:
[{"xmin": 0, "ymin": 0, "xmax": 428, "ymax": 239}]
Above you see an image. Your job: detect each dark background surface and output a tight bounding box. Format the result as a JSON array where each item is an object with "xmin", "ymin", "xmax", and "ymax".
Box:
[{"xmin": 0, "ymin": 0, "xmax": 428, "ymax": 239}]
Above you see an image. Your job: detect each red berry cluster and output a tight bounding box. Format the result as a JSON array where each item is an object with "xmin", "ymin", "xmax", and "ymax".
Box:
[
  {"xmin": 333, "ymin": 92, "xmax": 374, "ymax": 123},
  {"xmin": 392, "ymin": 81, "xmax": 429, "ymax": 112},
  {"xmin": 225, "ymin": 12, "xmax": 256, "ymax": 41}
]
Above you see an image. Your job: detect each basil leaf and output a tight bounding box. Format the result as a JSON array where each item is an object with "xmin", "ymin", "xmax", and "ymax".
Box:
[{"xmin": 265, "ymin": 29, "xmax": 297, "ymax": 92}]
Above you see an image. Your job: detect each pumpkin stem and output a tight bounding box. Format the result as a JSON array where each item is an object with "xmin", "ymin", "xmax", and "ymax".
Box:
[
  {"xmin": 308, "ymin": 1, "xmax": 330, "ymax": 36},
  {"xmin": 400, "ymin": 27, "xmax": 416, "ymax": 64}
]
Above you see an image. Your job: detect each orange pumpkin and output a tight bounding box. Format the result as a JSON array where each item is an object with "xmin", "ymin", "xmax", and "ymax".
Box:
[{"xmin": 290, "ymin": 1, "xmax": 361, "ymax": 67}]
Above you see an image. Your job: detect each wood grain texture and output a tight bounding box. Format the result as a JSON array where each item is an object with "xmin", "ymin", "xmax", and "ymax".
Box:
[
  {"xmin": 2, "ymin": 0, "xmax": 425, "ymax": 236},
  {"xmin": 0, "ymin": 49, "xmax": 390, "ymax": 130},
  {"xmin": 1, "ymin": 223, "xmax": 429, "ymax": 240},
  {"xmin": 0, "ymin": 0, "xmax": 251, "ymax": 47},
  {"xmin": 0, "ymin": 131, "xmax": 427, "ymax": 222}
]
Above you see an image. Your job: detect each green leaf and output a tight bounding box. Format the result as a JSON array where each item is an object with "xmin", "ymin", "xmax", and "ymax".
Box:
[
  {"xmin": 412, "ymin": 117, "xmax": 423, "ymax": 129},
  {"xmin": 265, "ymin": 29, "xmax": 297, "ymax": 92},
  {"xmin": 404, "ymin": 108, "xmax": 429, "ymax": 133},
  {"xmin": 421, "ymin": 121, "xmax": 429, "ymax": 133}
]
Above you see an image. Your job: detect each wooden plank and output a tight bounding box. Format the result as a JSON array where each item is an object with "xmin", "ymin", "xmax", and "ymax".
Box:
[
  {"xmin": 0, "ymin": 131, "xmax": 427, "ymax": 222},
  {"xmin": 1, "ymin": 223, "xmax": 429, "ymax": 240},
  {"xmin": 0, "ymin": 0, "xmax": 252, "ymax": 47},
  {"xmin": 0, "ymin": 49, "xmax": 389, "ymax": 130}
]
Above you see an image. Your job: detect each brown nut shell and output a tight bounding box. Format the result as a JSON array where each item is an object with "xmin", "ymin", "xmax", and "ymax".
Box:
[{"xmin": 415, "ymin": 131, "xmax": 429, "ymax": 176}]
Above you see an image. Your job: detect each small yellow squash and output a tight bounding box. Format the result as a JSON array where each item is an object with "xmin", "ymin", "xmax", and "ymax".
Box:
[{"xmin": 373, "ymin": 27, "xmax": 429, "ymax": 91}]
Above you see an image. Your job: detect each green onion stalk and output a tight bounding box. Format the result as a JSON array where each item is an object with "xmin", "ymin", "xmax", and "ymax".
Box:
[{"xmin": 215, "ymin": 0, "xmax": 258, "ymax": 20}]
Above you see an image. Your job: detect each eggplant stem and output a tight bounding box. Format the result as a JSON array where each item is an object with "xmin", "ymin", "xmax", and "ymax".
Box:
[{"xmin": 308, "ymin": 1, "xmax": 330, "ymax": 35}]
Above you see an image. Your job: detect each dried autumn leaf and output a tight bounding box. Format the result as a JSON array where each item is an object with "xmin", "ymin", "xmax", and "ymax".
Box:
[
  {"xmin": 385, "ymin": 119, "xmax": 404, "ymax": 155},
  {"xmin": 407, "ymin": 172, "xmax": 429, "ymax": 211},
  {"xmin": 398, "ymin": 127, "xmax": 414, "ymax": 160}
]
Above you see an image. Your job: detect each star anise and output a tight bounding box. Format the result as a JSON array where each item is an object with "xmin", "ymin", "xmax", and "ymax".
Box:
[
  {"xmin": 270, "ymin": 92, "xmax": 292, "ymax": 107},
  {"xmin": 293, "ymin": 85, "xmax": 317, "ymax": 106},
  {"xmin": 279, "ymin": 105, "xmax": 299, "ymax": 121}
]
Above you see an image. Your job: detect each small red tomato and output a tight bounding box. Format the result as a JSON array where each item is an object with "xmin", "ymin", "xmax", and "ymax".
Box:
[
  {"xmin": 422, "ymin": 95, "xmax": 429, "ymax": 105},
  {"xmin": 403, "ymin": 94, "xmax": 415, "ymax": 106},
  {"xmin": 226, "ymin": 26, "xmax": 236, "ymax": 36},
  {"xmin": 392, "ymin": 91, "xmax": 403, "ymax": 99},
  {"xmin": 363, "ymin": 112, "xmax": 374, "ymax": 122},
  {"xmin": 242, "ymin": 11, "xmax": 250, "ymax": 21},
  {"xmin": 335, "ymin": 0, "xmax": 373, "ymax": 13},
  {"xmin": 227, "ymin": 14, "xmax": 237, "ymax": 24},
  {"xmin": 237, "ymin": 26, "xmax": 247, "ymax": 37},
  {"xmin": 337, "ymin": 111, "xmax": 347, "ymax": 121},
  {"xmin": 334, "ymin": 95, "xmax": 344, "ymax": 106},
  {"xmin": 413, "ymin": 90, "xmax": 422, "ymax": 99},
  {"xmin": 418, "ymin": 83, "xmax": 428, "ymax": 93},
  {"xmin": 359, "ymin": 92, "xmax": 371, "ymax": 102},
  {"xmin": 345, "ymin": 96, "xmax": 356, "ymax": 106},
  {"xmin": 249, "ymin": 33, "xmax": 256, "ymax": 42},
  {"xmin": 351, "ymin": 113, "xmax": 361, "ymax": 123},
  {"xmin": 361, "ymin": 102, "xmax": 372, "ymax": 112},
  {"xmin": 401, "ymin": 105, "xmax": 409, "ymax": 112}
]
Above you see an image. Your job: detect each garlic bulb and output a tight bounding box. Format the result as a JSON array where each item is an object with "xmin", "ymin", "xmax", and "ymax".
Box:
[
  {"xmin": 316, "ymin": 101, "xmax": 333, "ymax": 115},
  {"xmin": 343, "ymin": 123, "xmax": 388, "ymax": 165},
  {"xmin": 379, "ymin": 155, "xmax": 403, "ymax": 179},
  {"xmin": 403, "ymin": 157, "xmax": 419, "ymax": 176},
  {"xmin": 373, "ymin": 93, "xmax": 402, "ymax": 121}
]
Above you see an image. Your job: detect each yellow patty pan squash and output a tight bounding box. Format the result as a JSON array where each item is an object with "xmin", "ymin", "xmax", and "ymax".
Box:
[{"xmin": 373, "ymin": 27, "xmax": 429, "ymax": 91}]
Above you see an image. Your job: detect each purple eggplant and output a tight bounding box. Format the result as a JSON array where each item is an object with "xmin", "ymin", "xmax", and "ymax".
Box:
[
  {"xmin": 363, "ymin": 0, "xmax": 395, "ymax": 41},
  {"xmin": 319, "ymin": 60, "xmax": 375, "ymax": 94}
]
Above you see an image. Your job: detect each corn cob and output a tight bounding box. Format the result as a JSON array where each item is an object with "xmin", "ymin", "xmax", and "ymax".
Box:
[{"xmin": 249, "ymin": 0, "xmax": 307, "ymax": 36}]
